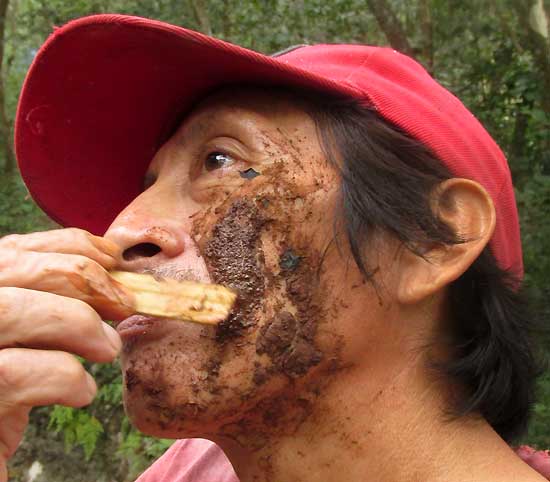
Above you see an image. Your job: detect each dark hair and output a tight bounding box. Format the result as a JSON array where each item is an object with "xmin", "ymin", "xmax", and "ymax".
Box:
[{"xmin": 306, "ymin": 96, "xmax": 541, "ymax": 443}]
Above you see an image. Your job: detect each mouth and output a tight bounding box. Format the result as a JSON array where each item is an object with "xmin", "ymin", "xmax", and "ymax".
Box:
[
  {"xmin": 116, "ymin": 314, "xmax": 158, "ymax": 338},
  {"xmin": 114, "ymin": 255, "xmax": 218, "ymax": 341},
  {"xmin": 115, "ymin": 314, "xmax": 187, "ymax": 341}
]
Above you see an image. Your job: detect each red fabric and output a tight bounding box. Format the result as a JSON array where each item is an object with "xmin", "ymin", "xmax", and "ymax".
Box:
[
  {"xmin": 135, "ymin": 439, "xmax": 238, "ymax": 482},
  {"xmin": 15, "ymin": 14, "xmax": 522, "ymax": 277}
]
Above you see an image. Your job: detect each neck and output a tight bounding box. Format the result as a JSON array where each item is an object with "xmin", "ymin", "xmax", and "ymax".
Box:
[{"xmin": 213, "ymin": 354, "xmax": 543, "ymax": 482}]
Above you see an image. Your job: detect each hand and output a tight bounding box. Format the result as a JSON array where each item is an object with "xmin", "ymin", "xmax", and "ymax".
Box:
[{"xmin": 0, "ymin": 228, "xmax": 133, "ymax": 482}]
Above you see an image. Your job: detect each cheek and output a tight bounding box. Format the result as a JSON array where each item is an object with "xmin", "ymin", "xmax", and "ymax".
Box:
[
  {"xmin": 120, "ymin": 324, "xmax": 222, "ymax": 437},
  {"xmin": 198, "ymin": 177, "xmax": 341, "ymax": 378},
  {"xmin": 204, "ymin": 198, "xmax": 267, "ymax": 341},
  {"xmin": 123, "ymin": 167, "xmax": 345, "ymax": 437}
]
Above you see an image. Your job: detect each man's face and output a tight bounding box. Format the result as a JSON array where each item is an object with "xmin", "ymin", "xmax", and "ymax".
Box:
[{"xmin": 106, "ymin": 88, "xmax": 384, "ymax": 440}]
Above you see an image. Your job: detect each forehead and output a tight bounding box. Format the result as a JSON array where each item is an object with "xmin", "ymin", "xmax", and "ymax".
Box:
[{"xmin": 178, "ymin": 86, "xmax": 314, "ymax": 135}]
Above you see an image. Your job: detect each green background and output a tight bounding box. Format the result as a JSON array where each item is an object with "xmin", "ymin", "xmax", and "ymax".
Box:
[{"xmin": 1, "ymin": 1, "xmax": 549, "ymax": 481}]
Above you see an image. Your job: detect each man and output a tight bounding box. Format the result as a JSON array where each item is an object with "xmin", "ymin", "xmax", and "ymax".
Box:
[{"xmin": 0, "ymin": 13, "xmax": 548, "ymax": 482}]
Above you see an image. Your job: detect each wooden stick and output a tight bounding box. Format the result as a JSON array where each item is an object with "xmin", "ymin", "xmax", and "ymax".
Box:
[{"xmin": 110, "ymin": 271, "xmax": 236, "ymax": 325}]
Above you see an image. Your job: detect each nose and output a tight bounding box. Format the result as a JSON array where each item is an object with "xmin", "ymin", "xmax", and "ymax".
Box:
[{"xmin": 104, "ymin": 183, "xmax": 198, "ymax": 272}]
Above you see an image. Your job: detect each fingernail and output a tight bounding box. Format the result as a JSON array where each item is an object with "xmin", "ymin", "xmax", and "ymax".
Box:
[
  {"xmin": 85, "ymin": 372, "xmax": 97, "ymax": 398},
  {"xmin": 102, "ymin": 321, "xmax": 122, "ymax": 354}
]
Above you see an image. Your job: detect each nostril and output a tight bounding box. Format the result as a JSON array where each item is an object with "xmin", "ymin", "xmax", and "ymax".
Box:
[{"xmin": 122, "ymin": 243, "xmax": 162, "ymax": 261}]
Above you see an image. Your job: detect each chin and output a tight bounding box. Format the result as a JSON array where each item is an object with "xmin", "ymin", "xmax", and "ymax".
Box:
[
  {"xmin": 118, "ymin": 321, "xmax": 294, "ymax": 439},
  {"xmin": 121, "ymin": 342, "xmax": 330, "ymax": 442}
]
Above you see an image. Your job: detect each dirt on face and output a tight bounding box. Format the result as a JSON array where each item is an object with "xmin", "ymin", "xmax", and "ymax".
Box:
[
  {"xmin": 256, "ymin": 310, "xmax": 322, "ymax": 378},
  {"xmin": 199, "ymin": 133, "xmax": 328, "ymax": 384},
  {"xmin": 120, "ymin": 94, "xmax": 346, "ymax": 450},
  {"xmin": 254, "ymin": 236, "xmax": 325, "ymax": 380},
  {"xmin": 203, "ymin": 199, "xmax": 267, "ymax": 342},
  {"xmin": 122, "ymin": 343, "xmax": 221, "ymax": 434}
]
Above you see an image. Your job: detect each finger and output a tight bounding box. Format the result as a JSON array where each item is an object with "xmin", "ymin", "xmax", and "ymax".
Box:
[
  {"xmin": 0, "ymin": 288, "xmax": 120, "ymax": 362},
  {"xmin": 0, "ymin": 228, "xmax": 122, "ymax": 269},
  {"xmin": 0, "ymin": 249, "xmax": 135, "ymax": 320},
  {"xmin": 0, "ymin": 348, "xmax": 97, "ymax": 408},
  {"xmin": 0, "ymin": 405, "xmax": 29, "ymax": 460}
]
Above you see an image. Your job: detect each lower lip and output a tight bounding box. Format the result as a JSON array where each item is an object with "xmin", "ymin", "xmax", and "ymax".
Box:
[{"xmin": 116, "ymin": 315, "xmax": 165, "ymax": 340}]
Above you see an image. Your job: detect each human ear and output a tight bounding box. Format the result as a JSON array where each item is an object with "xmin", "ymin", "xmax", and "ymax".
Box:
[{"xmin": 396, "ymin": 178, "xmax": 496, "ymax": 305}]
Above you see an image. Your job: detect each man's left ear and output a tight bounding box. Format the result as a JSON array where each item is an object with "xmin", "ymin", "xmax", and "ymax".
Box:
[{"xmin": 396, "ymin": 178, "xmax": 496, "ymax": 305}]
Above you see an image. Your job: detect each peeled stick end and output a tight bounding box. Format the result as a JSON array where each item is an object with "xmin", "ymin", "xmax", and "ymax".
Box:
[{"xmin": 109, "ymin": 271, "xmax": 236, "ymax": 325}]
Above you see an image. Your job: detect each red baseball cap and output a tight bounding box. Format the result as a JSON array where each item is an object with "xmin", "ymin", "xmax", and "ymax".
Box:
[{"xmin": 15, "ymin": 14, "xmax": 523, "ymax": 277}]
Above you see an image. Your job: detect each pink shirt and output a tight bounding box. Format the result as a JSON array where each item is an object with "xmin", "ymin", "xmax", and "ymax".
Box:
[
  {"xmin": 136, "ymin": 439, "xmax": 550, "ymax": 481},
  {"xmin": 135, "ymin": 439, "xmax": 239, "ymax": 482}
]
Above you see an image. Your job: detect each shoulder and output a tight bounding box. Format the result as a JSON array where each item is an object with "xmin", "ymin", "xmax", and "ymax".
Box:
[
  {"xmin": 135, "ymin": 438, "xmax": 239, "ymax": 482},
  {"xmin": 515, "ymin": 446, "xmax": 550, "ymax": 480}
]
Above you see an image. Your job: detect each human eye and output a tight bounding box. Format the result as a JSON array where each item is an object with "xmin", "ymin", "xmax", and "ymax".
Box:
[{"xmin": 204, "ymin": 151, "xmax": 235, "ymax": 171}]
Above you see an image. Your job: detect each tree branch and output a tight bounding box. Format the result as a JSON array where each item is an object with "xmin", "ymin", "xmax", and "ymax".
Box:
[
  {"xmin": 365, "ymin": 0, "xmax": 415, "ymax": 59},
  {"xmin": 511, "ymin": 0, "xmax": 550, "ymax": 113},
  {"xmin": 0, "ymin": 0, "xmax": 14, "ymax": 174},
  {"xmin": 418, "ymin": 0, "xmax": 434, "ymax": 74},
  {"xmin": 189, "ymin": 0, "xmax": 212, "ymax": 36}
]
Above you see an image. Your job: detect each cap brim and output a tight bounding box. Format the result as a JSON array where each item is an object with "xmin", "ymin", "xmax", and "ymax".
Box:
[{"xmin": 15, "ymin": 14, "xmax": 356, "ymax": 234}]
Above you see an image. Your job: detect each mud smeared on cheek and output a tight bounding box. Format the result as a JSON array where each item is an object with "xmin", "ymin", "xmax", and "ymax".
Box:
[
  {"xmin": 204, "ymin": 199, "xmax": 267, "ymax": 342},
  {"xmin": 256, "ymin": 311, "xmax": 322, "ymax": 378},
  {"xmin": 198, "ymin": 145, "xmax": 329, "ymax": 383},
  {"xmin": 254, "ymin": 240, "xmax": 325, "ymax": 380}
]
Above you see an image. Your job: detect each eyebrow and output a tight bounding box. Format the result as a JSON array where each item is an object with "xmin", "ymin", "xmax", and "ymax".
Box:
[
  {"xmin": 176, "ymin": 117, "xmax": 211, "ymax": 146},
  {"xmin": 177, "ymin": 109, "xmax": 266, "ymax": 152}
]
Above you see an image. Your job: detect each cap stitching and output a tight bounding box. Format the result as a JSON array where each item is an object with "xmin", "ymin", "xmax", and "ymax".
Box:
[
  {"xmin": 270, "ymin": 44, "xmax": 309, "ymax": 57},
  {"xmin": 345, "ymin": 50, "xmax": 374, "ymax": 83}
]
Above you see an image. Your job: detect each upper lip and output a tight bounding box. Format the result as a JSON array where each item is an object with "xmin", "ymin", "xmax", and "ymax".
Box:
[
  {"xmin": 123, "ymin": 256, "xmax": 212, "ymax": 284},
  {"xmin": 138, "ymin": 267, "xmax": 204, "ymax": 283}
]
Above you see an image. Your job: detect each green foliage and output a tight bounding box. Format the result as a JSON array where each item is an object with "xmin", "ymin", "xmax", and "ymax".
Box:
[
  {"xmin": 118, "ymin": 418, "xmax": 174, "ymax": 477},
  {"xmin": 0, "ymin": 173, "xmax": 55, "ymax": 235},
  {"xmin": 49, "ymin": 407, "xmax": 104, "ymax": 461},
  {"xmin": 526, "ymin": 371, "xmax": 550, "ymax": 449},
  {"xmin": 517, "ymin": 170, "xmax": 550, "ymax": 312},
  {"xmin": 47, "ymin": 399, "xmax": 173, "ymax": 469},
  {"xmin": 36, "ymin": 359, "xmax": 174, "ymax": 479}
]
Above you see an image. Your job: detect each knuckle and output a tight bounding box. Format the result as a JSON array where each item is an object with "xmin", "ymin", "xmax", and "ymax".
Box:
[
  {"xmin": 0, "ymin": 351, "xmax": 24, "ymax": 391},
  {"xmin": 0, "ymin": 287, "xmax": 22, "ymax": 322},
  {"xmin": 0, "ymin": 248, "xmax": 20, "ymax": 274},
  {"xmin": 82, "ymin": 262, "xmax": 106, "ymax": 284},
  {"xmin": 70, "ymin": 254, "xmax": 96, "ymax": 273},
  {"xmin": 68, "ymin": 228, "xmax": 92, "ymax": 246},
  {"xmin": 0, "ymin": 234, "xmax": 21, "ymax": 249},
  {"xmin": 52, "ymin": 295, "xmax": 95, "ymax": 323},
  {"xmin": 70, "ymin": 296, "xmax": 95, "ymax": 315},
  {"xmin": 72, "ymin": 300, "xmax": 101, "ymax": 335},
  {"xmin": 66, "ymin": 227, "xmax": 83, "ymax": 238},
  {"xmin": 60, "ymin": 356, "xmax": 86, "ymax": 385}
]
